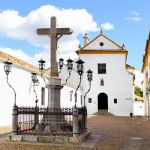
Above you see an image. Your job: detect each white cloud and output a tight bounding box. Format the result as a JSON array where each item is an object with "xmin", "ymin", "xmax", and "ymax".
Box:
[
  {"xmin": 134, "ymin": 70, "xmax": 143, "ymax": 89},
  {"xmin": 0, "ymin": 47, "xmax": 38, "ymax": 65},
  {"xmin": 100, "ymin": 22, "xmax": 114, "ymax": 31},
  {"xmin": 126, "ymin": 11, "xmax": 142, "ymax": 22},
  {"xmin": 0, "ymin": 5, "xmax": 98, "ymax": 53},
  {"xmin": 131, "ymin": 11, "xmax": 139, "ymax": 16},
  {"xmin": 133, "ymin": 17, "xmax": 142, "ymax": 22},
  {"xmin": 0, "ymin": 5, "xmax": 114, "ymax": 67},
  {"xmin": 0, "ymin": 47, "xmax": 53, "ymax": 68}
]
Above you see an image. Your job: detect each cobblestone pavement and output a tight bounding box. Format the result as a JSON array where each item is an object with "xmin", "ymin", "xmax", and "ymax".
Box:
[{"xmin": 87, "ymin": 115, "xmax": 150, "ymax": 150}]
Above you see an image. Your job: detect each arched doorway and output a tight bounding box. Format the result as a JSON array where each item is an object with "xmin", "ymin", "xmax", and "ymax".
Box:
[{"xmin": 98, "ymin": 93, "xmax": 108, "ymax": 110}]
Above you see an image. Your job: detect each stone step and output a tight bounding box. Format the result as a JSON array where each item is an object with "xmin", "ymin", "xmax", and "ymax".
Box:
[{"xmin": 94, "ymin": 109, "xmax": 113, "ymax": 116}]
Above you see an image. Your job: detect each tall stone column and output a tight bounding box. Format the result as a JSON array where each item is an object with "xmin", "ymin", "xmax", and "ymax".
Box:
[{"xmin": 47, "ymin": 77, "xmax": 63, "ymax": 108}]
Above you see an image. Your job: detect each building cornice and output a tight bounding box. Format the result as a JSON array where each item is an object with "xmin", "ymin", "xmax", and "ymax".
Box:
[{"xmin": 76, "ymin": 50, "xmax": 128, "ymax": 55}]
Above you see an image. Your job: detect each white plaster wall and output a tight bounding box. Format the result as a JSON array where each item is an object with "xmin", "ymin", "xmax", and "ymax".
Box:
[
  {"xmin": 0, "ymin": 62, "xmax": 48, "ymax": 126},
  {"xmin": 133, "ymin": 101, "xmax": 144, "ymax": 116},
  {"xmin": 60, "ymin": 86, "xmax": 82, "ymax": 108},
  {"xmin": 143, "ymin": 67, "xmax": 148, "ymax": 116},
  {"xmin": 79, "ymin": 53, "xmax": 133, "ymax": 116},
  {"xmin": 0, "ymin": 60, "xmax": 82, "ymax": 126}
]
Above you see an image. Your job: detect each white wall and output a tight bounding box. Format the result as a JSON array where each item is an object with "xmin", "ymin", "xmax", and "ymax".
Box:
[
  {"xmin": 60, "ymin": 86, "xmax": 82, "ymax": 108},
  {"xmin": 133, "ymin": 101, "xmax": 144, "ymax": 116},
  {"xmin": 0, "ymin": 60, "xmax": 82, "ymax": 126},
  {"xmin": 0, "ymin": 62, "xmax": 48, "ymax": 126},
  {"xmin": 79, "ymin": 53, "xmax": 133, "ymax": 116},
  {"xmin": 143, "ymin": 67, "xmax": 148, "ymax": 116}
]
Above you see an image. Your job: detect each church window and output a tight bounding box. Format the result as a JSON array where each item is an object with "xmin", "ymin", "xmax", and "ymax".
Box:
[
  {"xmin": 88, "ymin": 98, "xmax": 92, "ymax": 103},
  {"xmin": 99, "ymin": 42, "xmax": 104, "ymax": 46},
  {"xmin": 100, "ymin": 79, "xmax": 104, "ymax": 86},
  {"xmin": 98, "ymin": 64, "xmax": 106, "ymax": 74},
  {"xmin": 114, "ymin": 98, "xmax": 117, "ymax": 104}
]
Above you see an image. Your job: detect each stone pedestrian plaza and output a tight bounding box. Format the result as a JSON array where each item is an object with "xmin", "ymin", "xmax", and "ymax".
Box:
[
  {"xmin": 0, "ymin": 114, "xmax": 150, "ymax": 150},
  {"xmin": 87, "ymin": 115, "xmax": 150, "ymax": 150}
]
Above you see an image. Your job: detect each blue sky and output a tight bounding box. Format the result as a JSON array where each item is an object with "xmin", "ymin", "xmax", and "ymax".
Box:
[{"xmin": 0, "ymin": 0, "xmax": 149, "ymax": 71}]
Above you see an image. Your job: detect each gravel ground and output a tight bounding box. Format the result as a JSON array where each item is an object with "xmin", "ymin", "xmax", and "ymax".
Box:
[{"xmin": 0, "ymin": 115, "xmax": 150, "ymax": 150}]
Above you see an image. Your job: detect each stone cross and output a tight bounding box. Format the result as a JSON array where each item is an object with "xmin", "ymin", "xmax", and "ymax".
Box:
[{"xmin": 37, "ymin": 16, "xmax": 73, "ymax": 77}]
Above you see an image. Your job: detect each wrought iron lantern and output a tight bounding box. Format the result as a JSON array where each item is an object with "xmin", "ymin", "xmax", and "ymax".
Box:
[
  {"xmin": 66, "ymin": 58, "xmax": 73, "ymax": 72},
  {"xmin": 4, "ymin": 61, "xmax": 13, "ymax": 75},
  {"xmin": 84, "ymin": 69, "xmax": 93, "ymax": 106},
  {"xmin": 3, "ymin": 60, "xmax": 17, "ymax": 106},
  {"xmin": 63, "ymin": 58, "xmax": 73, "ymax": 86},
  {"xmin": 59, "ymin": 57, "xmax": 64, "ymax": 72},
  {"xmin": 31, "ymin": 72, "xmax": 39, "ymax": 106},
  {"xmin": 38, "ymin": 58, "xmax": 46, "ymax": 71},
  {"xmin": 87, "ymin": 69, "xmax": 93, "ymax": 82},
  {"xmin": 31, "ymin": 72, "xmax": 39, "ymax": 85},
  {"xmin": 74, "ymin": 59, "xmax": 85, "ymax": 107},
  {"xmin": 76, "ymin": 59, "xmax": 85, "ymax": 76}
]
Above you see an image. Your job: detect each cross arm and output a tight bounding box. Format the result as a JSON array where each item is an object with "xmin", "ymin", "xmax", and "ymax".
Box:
[
  {"xmin": 36, "ymin": 28, "xmax": 50, "ymax": 35},
  {"xmin": 36, "ymin": 28, "xmax": 73, "ymax": 35},
  {"xmin": 56, "ymin": 28, "xmax": 73, "ymax": 35}
]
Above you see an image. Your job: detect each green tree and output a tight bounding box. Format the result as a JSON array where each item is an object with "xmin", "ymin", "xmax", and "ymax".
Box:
[{"xmin": 134, "ymin": 86, "xmax": 143, "ymax": 97}]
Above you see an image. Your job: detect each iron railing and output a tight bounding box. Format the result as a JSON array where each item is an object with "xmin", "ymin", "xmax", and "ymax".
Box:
[{"xmin": 16, "ymin": 106, "xmax": 87, "ymax": 136}]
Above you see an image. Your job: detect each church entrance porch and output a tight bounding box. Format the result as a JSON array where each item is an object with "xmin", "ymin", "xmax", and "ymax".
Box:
[{"xmin": 98, "ymin": 93, "xmax": 108, "ymax": 110}]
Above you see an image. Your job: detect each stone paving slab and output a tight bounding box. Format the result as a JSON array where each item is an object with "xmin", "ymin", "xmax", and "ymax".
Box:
[{"xmin": 81, "ymin": 134, "xmax": 101, "ymax": 149}]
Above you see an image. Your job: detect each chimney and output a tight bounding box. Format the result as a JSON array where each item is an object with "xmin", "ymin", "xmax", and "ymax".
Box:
[{"xmin": 83, "ymin": 33, "xmax": 89, "ymax": 45}]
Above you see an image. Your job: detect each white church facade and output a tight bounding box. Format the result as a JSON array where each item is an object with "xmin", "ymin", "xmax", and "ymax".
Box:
[{"xmin": 74, "ymin": 32, "xmax": 134, "ymax": 116}]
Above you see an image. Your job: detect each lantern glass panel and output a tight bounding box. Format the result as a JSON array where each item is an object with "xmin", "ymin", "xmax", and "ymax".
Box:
[
  {"xmin": 38, "ymin": 59, "xmax": 45, "ymax": 71},
  {"xmin": 67, "ymin": 62, "xmax": 73, "ymax": 72},
  {"xmin": 31, "ymin": 73, "xmax": 39, "ymax": 84},
  {"xmin": 4, "ymin": 61, "xmax": 12, "ymax": 74},
  {"xmin": 87, "ymin": 69, "xmax": 93, "ymax": 82},
  {"xmin": 59, "ymin": 58, "xmax": 64, "ymax": 69},
  {"xmin": 77, "ymin": 64, "xmax": 83, "ymax": 72}
]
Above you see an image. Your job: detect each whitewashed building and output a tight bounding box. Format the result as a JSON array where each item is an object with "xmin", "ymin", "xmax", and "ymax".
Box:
[
  {"xmin": 141, "ymin": 32, "xmax": 150, "ymax": 117},
  {"xmin": 75, "ymin": 32, "xmax": 134, "ymax": 116},
  {"xmin": 0, "ymin": 51, "xmax": 80, "ymax": 126},
  {"xmin": 133, "ymin": 95, "xmax": 144, "ymax": 116}
]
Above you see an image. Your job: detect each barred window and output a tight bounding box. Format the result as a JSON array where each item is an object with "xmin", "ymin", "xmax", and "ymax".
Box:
[{"xmin": 98, "ymin": 64, "xmax": 106, "ymax": 74}]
